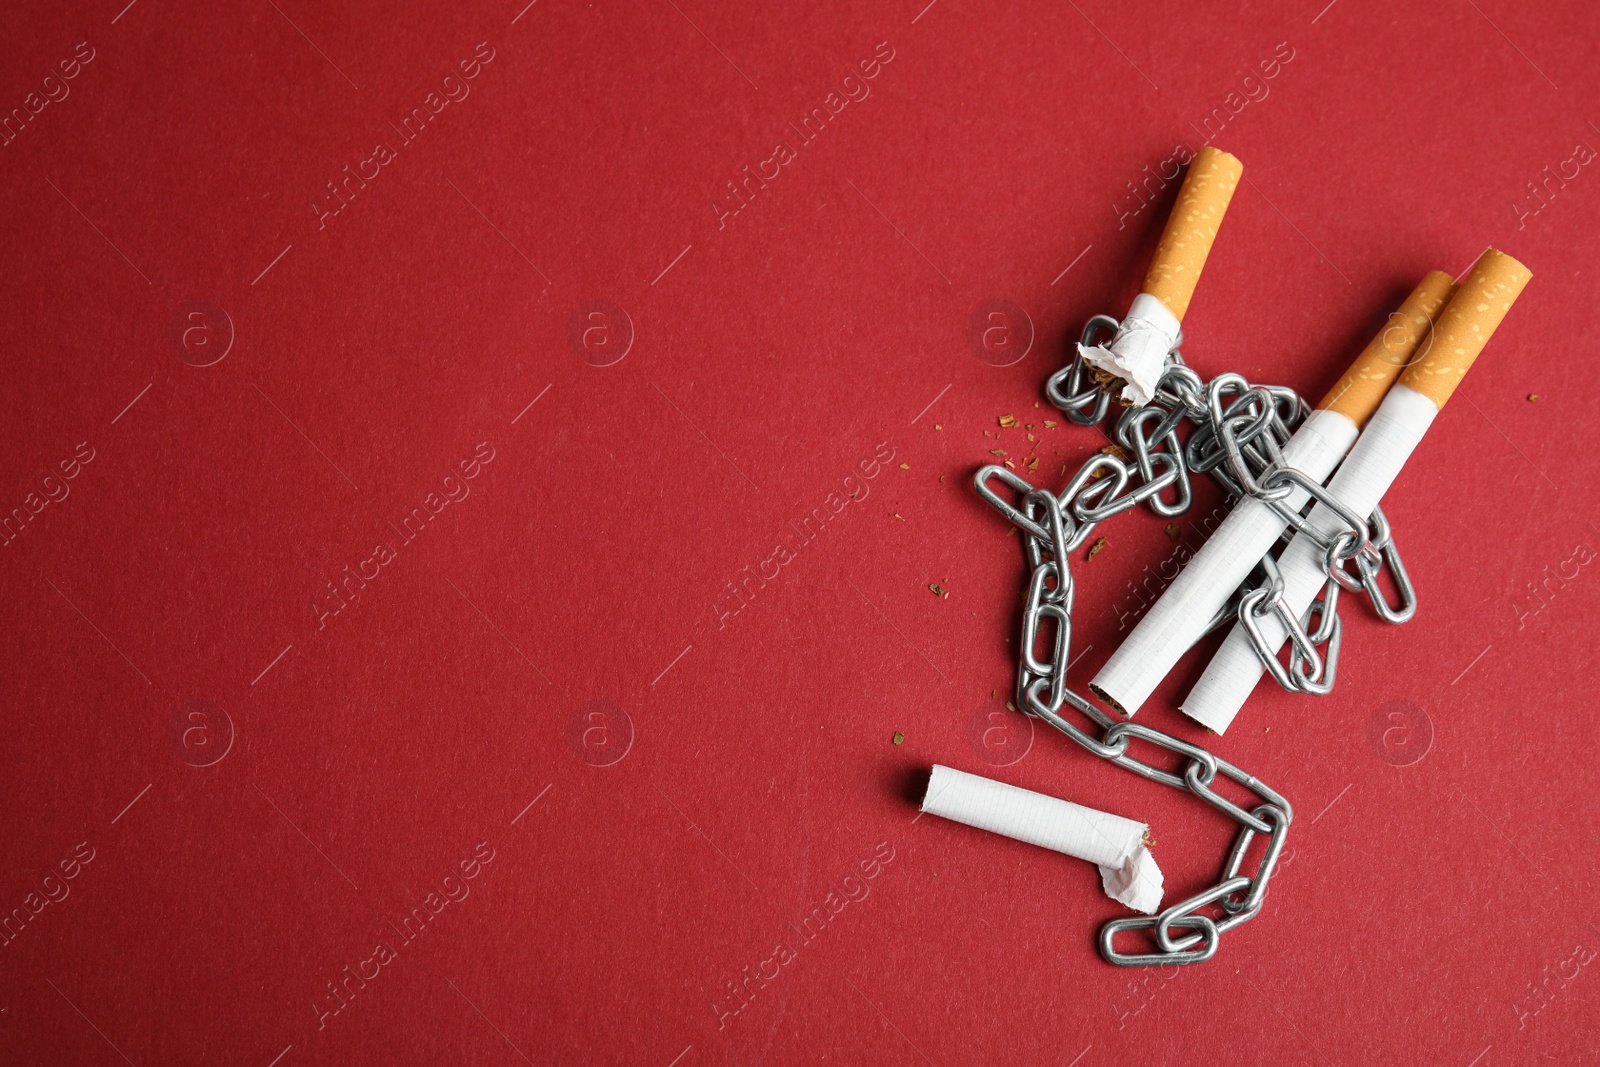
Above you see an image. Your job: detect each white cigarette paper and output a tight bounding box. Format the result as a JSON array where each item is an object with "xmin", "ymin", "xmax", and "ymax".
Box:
[
  {"xmin": 1076, "ymin": 293, "xmax": 1181, "ymax": 408},
  {"xmin": 1091, "ymin": 407, "xmax": 1359, "ymax": 716},
  {"xmin": 1181, "ymin": 384, "xmax": 1438, "ymax": 732},
  {"xmin": 921, "ymin": 764, "xmax": 1163, "ymax": 914}
]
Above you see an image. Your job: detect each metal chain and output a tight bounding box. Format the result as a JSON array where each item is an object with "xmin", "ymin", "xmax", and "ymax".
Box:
[{"xmin": 974, "ymin": 314, "xmax": 1418, "ymax": 965}]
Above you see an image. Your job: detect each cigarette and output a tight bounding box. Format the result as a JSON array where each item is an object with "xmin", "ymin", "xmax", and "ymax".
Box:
[
  {"xmin": 1078, "ymin": 147, "xmax": 1243, "ymax": 406},
  {"xmin": 1090, "ymin": 270, "xmax": 1457, "ymax": 718},
  {"xmin": 1181, "ymin": 248, "xmax": 1532, "ymax": 733},
  {"xmin": 921, "ymin": 764, "xmax": 1164, "ymax": 914}
]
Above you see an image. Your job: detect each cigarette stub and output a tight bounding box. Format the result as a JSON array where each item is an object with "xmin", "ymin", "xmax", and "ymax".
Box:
[
  {"xmin": 921, "ymin": 765, "xmax": 1163, "ymax": 914},
  {"xmin": 1078, "ymin": 147, "xmax": 1243, "ymax": 407},
  {"xmin": 1182, "ymin": 249, "xmax": 1531, "ymax": 732},
  {"xmin": 1143, "ymin": 146, "xmax": 1244, "ymax": 323},
  {"xmin": 1091, "ymin": 272, "xmax": 1453, "ymax": 718}
]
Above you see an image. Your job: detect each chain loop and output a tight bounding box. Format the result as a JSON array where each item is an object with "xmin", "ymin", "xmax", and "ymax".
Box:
[{"xmin": 1357, "ymin": 505, "xmax": 1417, "ymax": 623}]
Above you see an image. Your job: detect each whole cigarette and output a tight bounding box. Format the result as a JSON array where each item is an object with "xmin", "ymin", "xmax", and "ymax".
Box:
[
  {"xmin": 1143, "ymin": 146, "xmax": 1244, "ymax": 323},
  {"xmin": 921, "ymin": 765, "xmax": 1164, "ymax": 914},
  {"xmin": 1079, "ymin": 148, "xmax": 1243, "ymax": 406},
  {"xmin": 1089, "ymin": 270, "xmax": 1456, "ymax": 718},
  {"xmin": 1182, "ymin": 250, "xmax": 1531, "ymax": 733}
]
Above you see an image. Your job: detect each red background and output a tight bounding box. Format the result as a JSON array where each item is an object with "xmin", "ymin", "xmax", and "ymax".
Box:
[{"xmin": 2, "ymin": 0, "xmax": 1597, "ymax": 1063}]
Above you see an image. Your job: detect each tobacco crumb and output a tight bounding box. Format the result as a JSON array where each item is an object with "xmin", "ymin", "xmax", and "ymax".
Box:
[
  {"xmin": 990, "ymin": 448, "xmax": 1007, "ymax": 457},
  {"xmin": 934, "ymin": 423, "xmax": 943, "ymax": 430},
  {"xmin": 1142, "ymin": 829, "xmax": 1156, "ymax": 848},
  {"xmin": 898, "ymin": 462, "xmax": 909, "ymax": 470},
  {"xmin": 1086, "ymin": 537, "xmax": 1107, "ymax": 561},
  {"xmin": 991, "ymin": 689, "xmax": 996, "ymax": 698},
  {"xmin": 1527, "ymin": 393, "xmax": 1539, "ymax": 402},
  {"xmin": 1005, "ymin": 701, "xmax": 1016, "ymax": 712},
  {"xmin": 892, "ymin": 731, "xmax": 905, "ymax": 745},
  {"xmin": 1006, "ymin": 528, "xmax": 1016, "ymax": 537},
  {"xmin": 998, "ymin": 414, "xmax": 1017, "ymax": 428},
  {"xmin": 1100, "ymin": 443, "xmax": 1131, "ymax": 461},
  {"xmin": 929, "ymin": 583, "xmax": 944, "ymax": 597},
  {"xmin": 1027, "ymin": 433, "xmax": 1036, "ymax": 442},
  {"xmin": 1026, "ymin": 423, "xmax": 1035, "ymax": 430},
  {"xmin": 1027, "ymin": 457, "xmax": 1039, "ymax": 471},
  {"xmin": 1089, "ymin": 366, "xmax": 1128, "ymax": 395},
  {"xmin": 1164, "ymin": 523, "xmax": 1182, "ymax": 542},
  {"xmin": 938, "ymin": 474, "xmax": 945, "ymax": 483},
  {"xmin": 1044, "ymin": 420, "xmax": 1057, "ymax": 428},
  {"xmin": 892, "ymin": 513, "xmax": 905, "ymax": 521},
  {"xmin": 1003, "ymin": 460, "xmax": 1015, "ymax": 470}
]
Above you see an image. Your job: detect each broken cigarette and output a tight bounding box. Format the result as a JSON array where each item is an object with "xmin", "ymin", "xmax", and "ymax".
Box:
[
  {"xmin": 1078, "ymin": 147, "xmax": 1243, "ymax": 406},
  {"xmin": 920, "ymin": 764, "xmax": 1163, "ymax": 914},
  {"xmin": 1089, "ymin": 271, "xmax": 1457, "ymax": 718},
  {"xmin": 1182, "ymin": 248, "xmax": 1532, "ymax": 733}
]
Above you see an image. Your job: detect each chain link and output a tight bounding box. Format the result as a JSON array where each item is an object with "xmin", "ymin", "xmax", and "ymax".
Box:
[{"xmin": 979, "ymin": 313, "xmax": 1420, "ymax": 966}]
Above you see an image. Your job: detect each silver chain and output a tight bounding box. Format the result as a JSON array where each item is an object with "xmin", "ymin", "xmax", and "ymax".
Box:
[{"xmin": 972, "ymin": 313, "xmax": 1417, "ymax": 965}]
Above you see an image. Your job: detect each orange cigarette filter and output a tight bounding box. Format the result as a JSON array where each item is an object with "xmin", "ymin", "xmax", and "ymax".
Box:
[
  {"xmin": 1141, "ymin": 147, "xmax": 1243, "ymax": 322},
  {"xmin": 1318, "ymin": 270, "xmax": 1457, "ymax": 425},
  {"xmin": 1399, "ymin": 248, "xmax": 1532, "ymax": 409}
]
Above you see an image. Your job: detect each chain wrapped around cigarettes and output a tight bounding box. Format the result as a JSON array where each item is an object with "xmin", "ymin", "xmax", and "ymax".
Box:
[
  {"xmin": 974, "ymin": 330, "xmax": 1309, "ymax": 966},
  {"xmin": 953, "ymin": 147, "xmax": 1531, "ymax": 967},
  {"xmin": 1031, "ymin": 332, "xmax": 1415, "ymax": 704}
]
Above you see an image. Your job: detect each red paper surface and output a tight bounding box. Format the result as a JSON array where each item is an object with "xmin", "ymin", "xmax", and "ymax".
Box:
[{"xmin": 3, "ymin": 1, "xmax": 1597, "ymax": 1063}]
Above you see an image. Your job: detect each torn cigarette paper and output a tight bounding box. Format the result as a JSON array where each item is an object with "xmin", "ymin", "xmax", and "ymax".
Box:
[
  {"xmin": 921, "ymin": 764, "xmax": 1163, "ymax": 914},
  {"xmin": 1077, "ymin": 293, "xmax": 1180, "ymax": 407}
]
